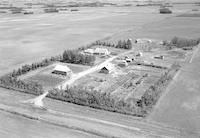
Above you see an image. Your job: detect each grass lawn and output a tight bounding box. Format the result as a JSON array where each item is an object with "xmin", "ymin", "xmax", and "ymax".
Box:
[{"xmin": 25, "ymin": 74, "xmax": 65, "ymax": 90}]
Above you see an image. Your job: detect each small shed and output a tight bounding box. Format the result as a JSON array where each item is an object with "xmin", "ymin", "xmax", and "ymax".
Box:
[
  {"xmin": 100, "ymin": 63, "xmax": 114, "ymax": 74},
  {"xmin": 52, "ymin": 64, "xmax": 72, "ymax": 76},
  {"xmin": 125, "ymin": 56, "xmax": 132, "ymax": 63},
  {"xmin": 94, "ymin": 48, "xmax": 110, "ymax": 55},
  {"xmin": 154, "ymin": 55, "xmax": 164, "ymax": 60},
  {"xmin": 136, "ymin": 52, "xmax": 143, "ymax": 57},
  {"xmin": 118, "ymin": 60, "xmax": 128, "ymax": 67}
]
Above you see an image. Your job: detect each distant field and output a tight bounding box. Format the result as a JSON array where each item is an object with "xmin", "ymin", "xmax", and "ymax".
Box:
[
  {"xmin": 1, "ymin": 4, "xmax": 199, "ymax": 76},
  {"xmin": 0, "ymin": 6, "xmax": 172, "ymax": 76}
]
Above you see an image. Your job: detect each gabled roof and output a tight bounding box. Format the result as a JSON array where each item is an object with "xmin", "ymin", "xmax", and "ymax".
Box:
[
  {"xmin": 53, "ymin": 64, "xmax": 71, "ymax": 72},
  {"xmin": 101, "ymin": 63, "xmax": 114, "ymax": 71}
]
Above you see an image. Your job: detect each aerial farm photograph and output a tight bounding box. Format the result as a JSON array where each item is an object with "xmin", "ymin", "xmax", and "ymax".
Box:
[{"xmin": 0, "ymin": 0, "xmax": 200, "ymax": 137}]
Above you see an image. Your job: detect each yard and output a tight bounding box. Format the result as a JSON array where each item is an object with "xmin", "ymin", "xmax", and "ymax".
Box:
[{"xmin": 22, "ymin": 62, "xmax": 90, "ymax": 89}]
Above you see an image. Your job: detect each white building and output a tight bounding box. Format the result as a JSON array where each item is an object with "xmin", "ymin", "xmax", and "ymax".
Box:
[
  {"xmin": 84, "ymin": 49, "xmax": 94, "ymax": 54},
  {"xmin": 52, "ymin": 64, "xmax": 72, "ymax": 76},
  {"xmin": 94, "ymin": 48, "xmax": 110, "ymax": 55}
]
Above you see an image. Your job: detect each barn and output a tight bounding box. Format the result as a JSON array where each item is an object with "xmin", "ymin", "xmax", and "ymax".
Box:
[{"xmin": 52, "ymin": 64, "xmax": 72, "ymax": 76}]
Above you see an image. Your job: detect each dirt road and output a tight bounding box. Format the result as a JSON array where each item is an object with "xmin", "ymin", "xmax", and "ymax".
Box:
[
  {"xmin": 58, "ymin": 55, "xmax": 117, "ymax": 89},
  {"xmin": 58, "ymin": 48, "xmax": 135, "ymax": 89}
]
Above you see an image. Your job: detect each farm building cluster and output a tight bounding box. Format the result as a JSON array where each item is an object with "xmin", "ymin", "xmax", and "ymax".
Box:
[
  {"xmin": 18, "ymin": 38, "xmax": 193, "ymax": 101},
  {"xmin": 66, "ymin": 41, "xmax": 192, "ymax": 102}
]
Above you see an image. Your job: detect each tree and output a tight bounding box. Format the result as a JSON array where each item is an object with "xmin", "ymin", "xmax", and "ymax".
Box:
[
  {"xmin": 116, "ymin": 40, "xmax": 122, "ymax": 48},
  {"xmin": 127, "ymin": 39, "xmax": 132, "ymax": 49}
]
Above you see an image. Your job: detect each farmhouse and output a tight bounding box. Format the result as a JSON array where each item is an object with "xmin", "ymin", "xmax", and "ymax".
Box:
[
  {"xmin": 84, "ymin": 48, "xmax": 94, "ymax": 54},
  {"xmin": 94, "ymin": 48, "xmax": 110, "ymax": 55},
  {"xmin": 100, "ymin": 63, "xmax": 114, "ymax": 74},
  {"xmin": 52, "ymin": 64, "xmax": 72, "ymax": 76}
]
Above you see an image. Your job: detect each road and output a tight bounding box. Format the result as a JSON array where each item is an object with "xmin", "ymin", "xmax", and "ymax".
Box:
[
  {"xmin": 0, "ymin": 110, "xmax": 102, "ymax": 138},
  {"xmin": 59, "ymin": 55, "xmax": 117, "ymax": 89},
  {"xmin": 0, "ymin": 87, "xmax": 181, "ymax": 138}
]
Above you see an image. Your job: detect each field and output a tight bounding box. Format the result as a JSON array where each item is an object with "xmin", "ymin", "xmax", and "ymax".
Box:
[
  {"xmin": 1, "ymin": 2, "xmax": 200, "ymax": 138},
  {"xmin": 0, "ymin": 4, "xmax": 199, "ymax": 77},
  {"xmin": 148, "ymin": 46, "xmax": 200, "ymax": 137},
  {"xmin": 0, "ymin": 6, "xmax": 172, "ymax": 76}
]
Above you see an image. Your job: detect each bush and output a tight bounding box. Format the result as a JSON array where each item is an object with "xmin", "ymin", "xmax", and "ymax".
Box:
[
  {"xmin": 62, "ymin": 50, "xmax": 95, "ymax": 65},
  {"xmin": 10, "ymin": 58, "xmax": 55, "ymax": 78},
  {"xmin": 139, "ymin": 68, "xmax": 177, "ymax": 110},
  {"xmin": 92, "ymin": 39, "xmax": 132, "ymax": 50},
  {"xmin": 170, "ymin": 37, "xmax": 200, "ymax": 48},
  {"xmin": 47, "ymin": 87, "xmax": 145, "ymax": 117},
  {"xmin": 0, "ymin": 75, "xmax": 44, "ymax": 95}
]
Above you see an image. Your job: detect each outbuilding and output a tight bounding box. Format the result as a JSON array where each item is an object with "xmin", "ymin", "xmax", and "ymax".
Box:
[
  {"xmin": 118, "ymin": 60, "xmax": 128, "ymax": 67},
  {"xmin": 52, "ymin": 64, "xmax": 72, "ymax": 76},
  {"xmin": 136, "ymin": 52, "xmax": 143, "ymax": 57},
  {"xmin": 100, "ymin": 63, "xmax": 114, "ymax": 74},
  {"xmin": 125, "ymin": 56, "xmax": 132, "ymax": 63}
]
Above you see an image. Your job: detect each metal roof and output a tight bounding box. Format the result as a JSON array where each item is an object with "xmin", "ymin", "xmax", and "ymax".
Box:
[
  {"xmin": 53, "ymin": 64, "xmax": 71, "ymax": 72},
  {"xmin": 101, "ymin": 63, "xmax": 114, "ymax": 71}
]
